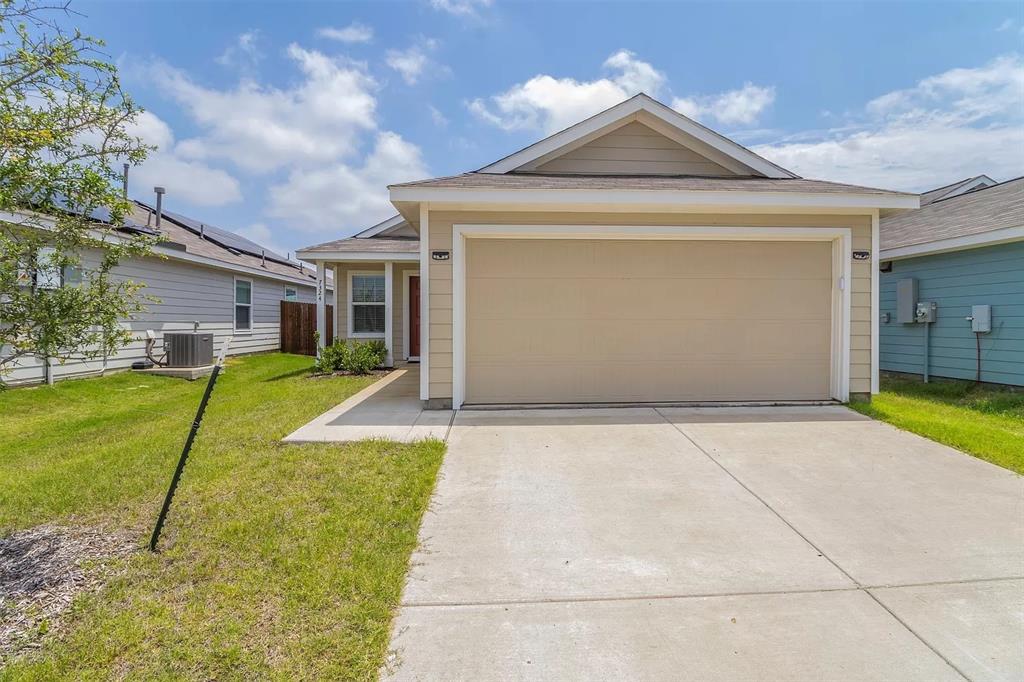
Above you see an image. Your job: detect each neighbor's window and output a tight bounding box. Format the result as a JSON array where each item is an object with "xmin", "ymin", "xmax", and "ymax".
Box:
[
  {"xmin": 234, "ymin": 278, "xmax": 252, "ymax": 332},
  {"xmin": 34, "ymin": 247, "xmax": 62, "ymax": 289},
  {"xmin": 350, "ymin": 273, "xmax": 385, "ymax": 335},
  {"xmin": 284, "ymin": 286, "xmax": 298, "ymax": 301}
]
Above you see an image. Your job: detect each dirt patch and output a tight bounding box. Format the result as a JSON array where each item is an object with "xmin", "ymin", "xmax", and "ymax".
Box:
[{"xmin": 0, "ymin": 524, "xmax": 138, "ymax": 662}]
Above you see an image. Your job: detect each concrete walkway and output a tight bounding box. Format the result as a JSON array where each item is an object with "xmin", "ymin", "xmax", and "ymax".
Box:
[
  {"xmin": 283, "ymin": 365, "xmax": 453, "ymax": 443},
  {"xmin": 384, "ymin": 406, "xmax": 1024, "ymax": 681}
]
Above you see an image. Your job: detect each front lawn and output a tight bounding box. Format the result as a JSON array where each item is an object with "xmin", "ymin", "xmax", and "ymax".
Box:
[
  {"xmin": 0, "ymin": 353, "xmax": 445, "ymax": 679},
  {"xmin": 851, "ymin": 375, "xmax": 1024, "ymax": 474}
]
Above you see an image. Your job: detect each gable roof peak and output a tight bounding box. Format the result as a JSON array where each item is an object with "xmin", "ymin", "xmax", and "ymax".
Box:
[{"xmin": 477, "ymin": 93, "xmax": 797, "ymax": 179}]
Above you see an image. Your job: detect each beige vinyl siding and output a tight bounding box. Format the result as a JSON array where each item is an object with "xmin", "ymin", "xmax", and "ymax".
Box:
[
  {"xmin": 426, "ymin": 211, "xmax": 874, "ymax": 401},
  {"xmin": 330, "ymin": 262, "xmax": 416, "ymax": 363},
  {"xmin": 532, "ymin": 122, "xmax": 737, "ymax": 176}
]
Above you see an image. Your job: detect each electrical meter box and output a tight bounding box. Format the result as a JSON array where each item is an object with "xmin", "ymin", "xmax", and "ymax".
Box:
[
  {"xmin": 970, "ymin": 304, "xmax": 992, "ymax": 333},
  {"xmin": 915, "ymin": 302, "xmax": 937, "ymax": 324},
  {"xmin": 896, "ymin": 278, "xmax": 918, "ymax": 323}
]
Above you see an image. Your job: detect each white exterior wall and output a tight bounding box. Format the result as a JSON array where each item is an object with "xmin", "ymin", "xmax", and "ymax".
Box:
[{"xmin": 2, "ymin": 251, "xmax": 320, "ymax": 386}]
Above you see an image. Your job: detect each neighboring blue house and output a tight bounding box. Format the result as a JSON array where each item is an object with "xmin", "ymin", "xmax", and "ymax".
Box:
[{"xmin": 879, "ymin": 176, "xmax": 1024, "ymax": 386}]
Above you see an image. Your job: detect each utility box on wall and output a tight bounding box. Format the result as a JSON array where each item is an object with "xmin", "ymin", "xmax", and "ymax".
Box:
[
  {"xmin": 969, "ymin": 304, "xmax": 992, "ymax": 333},
  {"xmin": 896, "ymin": 278, "xmax": 918, "ymax": 323}
]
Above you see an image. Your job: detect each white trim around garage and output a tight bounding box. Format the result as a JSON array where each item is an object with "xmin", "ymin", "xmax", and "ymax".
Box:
[
  {"xmin": 419, "ymin": 204, "xmax": 430, "ymax": 402},
  {"xmin": 451, "ymin": 224, "xmax": 853, "ymax": 409},
  {"xmin": 871, "ymin": 211, "xmax": 880, "ymax": 395},
  {"xmin": 879, "ymin": 225, "xmax": 1024, "ymax": 261}
]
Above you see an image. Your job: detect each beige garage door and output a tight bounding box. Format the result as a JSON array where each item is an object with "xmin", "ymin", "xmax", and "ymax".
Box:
[{"xmin": 465, "ymin": 238, "xmax": 834, "ymax": 404}]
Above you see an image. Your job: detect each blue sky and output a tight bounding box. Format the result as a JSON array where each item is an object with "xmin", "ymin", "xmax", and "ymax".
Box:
[{"xmin": 72, "ymin": 0, "xmax": 1024, "ymax": 255}]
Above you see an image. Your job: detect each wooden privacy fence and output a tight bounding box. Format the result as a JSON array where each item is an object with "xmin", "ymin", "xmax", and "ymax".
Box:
[{"xmin": 280, "ymin": 301, "xmax": 333, "ymax": 356}]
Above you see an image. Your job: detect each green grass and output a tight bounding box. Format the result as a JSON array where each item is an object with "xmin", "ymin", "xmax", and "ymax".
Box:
[
  {"xmin": 851, "ymin": 375, "xmax": 1024, "ymax": 474},
  {"xmin": 0, "ymin": 353, "xmax": 445, "ymax": 680}
]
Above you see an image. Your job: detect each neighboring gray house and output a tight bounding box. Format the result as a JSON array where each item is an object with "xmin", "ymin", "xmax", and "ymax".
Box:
[
  {"xmin": 3, "ymin": 200, "xmax": 329, "ymax": 386},
  {"xmin": 879, "ymin": 176, "xmax": 1024, "ymax": 386}
]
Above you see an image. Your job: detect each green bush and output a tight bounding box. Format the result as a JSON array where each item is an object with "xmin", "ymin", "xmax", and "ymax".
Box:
[{"xmin": 315, "ymin": 339, "xmax": 388, "ymax": 375}]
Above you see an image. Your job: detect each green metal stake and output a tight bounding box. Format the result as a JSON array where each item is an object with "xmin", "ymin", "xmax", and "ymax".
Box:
[{"xmin": 149, "ymin": 337, "xmax": 232, "ymax": 552}]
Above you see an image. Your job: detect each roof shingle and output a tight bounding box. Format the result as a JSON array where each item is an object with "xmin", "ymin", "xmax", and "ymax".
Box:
[{"xmin": 881, "ymin": 177, "xmax": 1024, "ymax": 251}]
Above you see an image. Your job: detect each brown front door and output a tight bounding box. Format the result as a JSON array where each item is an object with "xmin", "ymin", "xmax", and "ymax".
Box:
[{"xmin": 409, "ymin": 275, "xmax": 421, "ymax": 359}]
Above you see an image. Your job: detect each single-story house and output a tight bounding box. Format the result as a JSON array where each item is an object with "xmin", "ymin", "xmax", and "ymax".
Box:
[
  {"xmin": 298, "ymin": 93, "xmax": 918, "ymax": 408},
  {"xmin": 879, "ymin": 176, "xmax": 1023, "ymax": 386},
  {"xmin": 3, "ymin": 195, "xmax": 331, "ymax": 386}
]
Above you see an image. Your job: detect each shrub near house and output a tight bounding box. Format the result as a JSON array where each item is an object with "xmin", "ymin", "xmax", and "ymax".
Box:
[{"xmin": 315, "ymin": 339, "xmax": 387, "ymax": 374}]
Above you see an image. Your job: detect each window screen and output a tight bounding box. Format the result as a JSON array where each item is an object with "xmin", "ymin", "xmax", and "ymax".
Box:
[
  {"xmin": 235, "ymin": 279, "xmax": 252, "ymax": 331},
  {"xmin": 351, "ymin": 274, "xmax": 385, "ymax": 334}
]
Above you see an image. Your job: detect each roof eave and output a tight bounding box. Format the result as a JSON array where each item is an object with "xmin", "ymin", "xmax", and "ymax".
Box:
[
  {"xmin": 294, "ymin": 249, "xmax": 420, "ymax": 263},
  {"xmin": 389, "ymin": 186, "xmax": 920, "ymax": 213},
  {"xmin": 880, "ymin": 224, "xmax": 1024, "ymax": 261}
]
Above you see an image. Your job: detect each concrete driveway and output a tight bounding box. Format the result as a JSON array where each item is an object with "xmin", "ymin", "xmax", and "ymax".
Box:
[{"xmin": 384, "ymin": 406, "xmax": 1024, "ymax": 681}]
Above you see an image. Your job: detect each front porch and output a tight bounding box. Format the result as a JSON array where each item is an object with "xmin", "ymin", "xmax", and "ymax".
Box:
[{"xmin": 298, "ymin": 229, "xmax": 421, "ymax": 367}]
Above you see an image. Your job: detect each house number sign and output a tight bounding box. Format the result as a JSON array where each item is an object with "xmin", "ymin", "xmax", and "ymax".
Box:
[
  {"xmin": 432, "ymin": 251, "xmax": 450, "ymax": 261},
  {"xmin": 852, "ymin": 251, "xmax": 871, "ymax": 261}
]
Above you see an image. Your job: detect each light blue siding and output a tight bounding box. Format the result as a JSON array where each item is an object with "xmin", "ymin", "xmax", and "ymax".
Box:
[{"xmin": 879, "ymin": 241, "xmax": 1024, "ymax": 386}]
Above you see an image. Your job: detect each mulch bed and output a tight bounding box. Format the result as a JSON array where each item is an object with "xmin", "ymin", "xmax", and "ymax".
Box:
[{"xmin": 0, "ymin": 524, "xmax": 138, "ymax": 663}]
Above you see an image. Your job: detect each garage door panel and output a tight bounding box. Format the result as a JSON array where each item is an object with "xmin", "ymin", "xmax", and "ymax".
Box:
[
  {"xmin": 465, "ymin": 238, "xmax": 833, "ymax": 404},
  {"xmin": 587, "ymin": 239, "xmax": 834, "ymax": 279},
  {"xmin": 472, "ymin": 276, "xmax": 831, "ymax": 322}
]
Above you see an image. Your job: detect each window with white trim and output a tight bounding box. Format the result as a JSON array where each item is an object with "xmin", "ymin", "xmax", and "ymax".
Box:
[
  {"xmin": 284, "ymin": 286, "xmax": 298, "ymax": 301},
  {"xmin": 234, "ymin": 278, "xmax": 252, "ymax": 332},
  {"xmin": 349, "ymin": 272, "xmax": 385, "ymax": 336}
]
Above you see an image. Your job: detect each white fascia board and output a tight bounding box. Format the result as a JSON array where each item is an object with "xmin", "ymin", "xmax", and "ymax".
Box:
[
  {"xmin": 352, "ymin": 214, "xmax": 406, "ymax": 238},
  {"xmin": 389, "ymin": 186, "xmax": 920, "ymax": 212},
  {"xmin": 880, "ymin": 225, "xmax": 1024, "ymax": 261},
  {"xmin": 477, "ymin": 95, "xmax": 796, "ymax": 179},
  {"xmin": 293, "ymin": 250, "xmax": 419, "ymax": 263},
  {"xmin": 930, "ymin": 175, "xmax": 997, "ymax": 203}
]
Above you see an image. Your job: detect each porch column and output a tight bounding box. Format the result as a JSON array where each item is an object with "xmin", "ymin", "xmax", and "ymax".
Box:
[
  {"xmin": 384, "ymin": 261, "xmax": 394, "ymax": 366},
  {"xmin": 330, "ymin": 264, "xmax": 339, "ymax": 344},
  {"xmin": 315, "ymin": 260, "xmax": 326, "ymax": 358}
]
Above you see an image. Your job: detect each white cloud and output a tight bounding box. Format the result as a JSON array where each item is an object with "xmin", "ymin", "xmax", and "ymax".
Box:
[
  {"xmin": 997, "ymin": 18, "xmax": 1014, "ymax": 31},
  {"xmin": 133, "ymin": 41, "xmax": 432, "ymax": 240},
  {"xmin": 430, "ymin": 0, "xmax": 492, "ymax": 17},
  {"xmin": 385, "ymin": 38, "xmax": 442, "ymax": 85},
  {"xmin": 672, "ymin": 83, "xmax": 776, "ymax": 125},
  {"xmin": 317, "ymin": 22, "xmax": 374, "ymax": 44},
  {"xmin": 468, "ymin": 50, "xmax": 665, "ymax": 133},
  {"xmin": 148, "ymin": 45, "xmax": 378, "ymax": 173},
  {"xmin": 125, "ymin": 111, "xmax": 242, "ymax": 206},
  {"xmin": 428, "ymin": 104, "xmax": 449, "ymax": 127},
  {"xmin": 216, "ymin": 30, "xmax": 263, "ymax": 73},
  {"xmin": 753, "ymin": 55, "xmax": 1024, "ymax": 191},
  {"xmin": 267, "ymin": 132, "xmax": 428, "ymax": 233}
]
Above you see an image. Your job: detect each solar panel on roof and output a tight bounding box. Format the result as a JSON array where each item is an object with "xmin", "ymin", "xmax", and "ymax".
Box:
[{"xmin": 137, "ymin": 201, "xmax": 293, "ymax": 264}]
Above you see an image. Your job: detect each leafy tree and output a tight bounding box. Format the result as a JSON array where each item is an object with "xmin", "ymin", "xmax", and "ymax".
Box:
[{"xmin": 0, "ymin": 0, "xmax": 153, "ymax": 382}]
